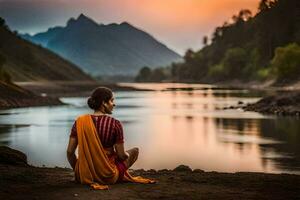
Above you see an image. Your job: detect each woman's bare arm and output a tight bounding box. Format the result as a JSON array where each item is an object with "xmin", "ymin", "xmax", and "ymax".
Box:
[
  {"xmin": 114, "ymin": 143, "xmax": 129, "ymax": 160},
  {"xmin": 67, "ymin": 137, "xmax": 78, "ymax": 170}
]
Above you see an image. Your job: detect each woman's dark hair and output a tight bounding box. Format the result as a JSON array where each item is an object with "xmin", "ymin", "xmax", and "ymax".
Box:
[{"xmin": 87, "ymin": 87, "xmax": 113, "ymax": 110}]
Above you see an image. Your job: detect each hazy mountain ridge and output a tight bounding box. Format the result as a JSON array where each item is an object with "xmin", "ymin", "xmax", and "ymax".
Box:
[
  {"xmin": 0, "ymin": 25, "xmax": 93, "ymax": 81},
  {"xmin": 24, "ymin": 27, "xmax": 64, "ymax": 47},
  {"xmin": 23, "ymin": 14, "xmax": 182, "ymax": 76}
]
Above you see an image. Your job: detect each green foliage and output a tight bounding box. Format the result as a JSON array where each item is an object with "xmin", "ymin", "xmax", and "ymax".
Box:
[
  {"xmin": 135, "ymin": 66, "xmax": 167, "ymax": 82},
  {"xmin": 151, "ymin": 68, "xmax": 167, "ymax": 82},
  {"xmin": 160, "ymin": 0, "xmax": 300, "ymax": 84},
  {"xmin": 257, "ymin": 67, "xmax": 273, "ymax": 80},
  {"xmin": 0, "ymin": 17, "xmax": 5, "ymax": 27},
  {"xmin": 208, "ymin": 64, "xmax": 225, "ymax": 80},
  {"xmin": 221, "ymin": 48, "xmax": 248, "ymax": 79},
  {"xmin": 270, "ymin": 43, "xmax": 300, "ymax": 83},
  {"xmin": 0, "ymin": 17, "xmax": 9, "ymax": 30},
  {"xmin": 135, "ymin": 66, "xmax": 152, "ymax": 82},
  {"xmin": 259, "ymin": 0, "xmax": 277, "ymax": 11}
]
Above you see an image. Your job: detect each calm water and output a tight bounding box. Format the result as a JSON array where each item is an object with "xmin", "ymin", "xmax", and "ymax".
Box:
[{"xmin": 0, "ymin": 83, "xmax": 299, "ymax": 174}]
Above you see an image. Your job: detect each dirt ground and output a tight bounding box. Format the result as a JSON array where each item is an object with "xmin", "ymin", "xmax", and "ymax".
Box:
[
  {"xmin": 1, "ymin": 82, "xmax": 300, "ymax": 199},
  {"xmin": 0, "ymin": 163, "xmax": 300, "ymax": 200}
]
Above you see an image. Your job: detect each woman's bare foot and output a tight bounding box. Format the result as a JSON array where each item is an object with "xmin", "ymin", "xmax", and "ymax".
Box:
[{"xmin": 124, "ymin": 147, "xmax": 139, "ymax": 168}]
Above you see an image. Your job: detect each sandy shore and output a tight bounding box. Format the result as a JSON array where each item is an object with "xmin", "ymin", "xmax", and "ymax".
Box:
[{"xmin": 0, "ymin": 146, "xmax": 300, "ymax": 200}]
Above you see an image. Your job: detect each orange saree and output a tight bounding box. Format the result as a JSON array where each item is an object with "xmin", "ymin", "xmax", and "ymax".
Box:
[{"xmin": 74, "ymin": 114, "xmax": 155, "ymax": 190}]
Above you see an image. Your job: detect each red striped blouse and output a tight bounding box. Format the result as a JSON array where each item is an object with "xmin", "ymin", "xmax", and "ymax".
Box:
[{"xmin": 70, "ymin": 115, "xmax": 124, "ymax": 148}]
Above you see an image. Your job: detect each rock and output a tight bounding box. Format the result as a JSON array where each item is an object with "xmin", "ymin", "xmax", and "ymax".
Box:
[
  {"xmin": 238, "ymin": 101, "xmax": 244, "ymax": 105},
  {"xmin": 158, "ymin": 169, "xmax": 169, "ymax": 173},
  {"xmin": 134, "ymin": 169, "xmax": 146, "ymax": 173},
  {"xmin": 0, "ymin": 146, "xmax": 28, "ymax": 166},
  {"xmin": 193, "ymin": 169, "xmax": 205, "ymax": 173},
  {"xmin": 147, "ymin": 169, "xmax": 157, "ymax": 173},
  {"xmin": 244, "ymin": 91, "xmax": 300, "ymax": 116},
  {"xmin": 173, "ymin": 165, "xmax": 192, "ymax": 172}
]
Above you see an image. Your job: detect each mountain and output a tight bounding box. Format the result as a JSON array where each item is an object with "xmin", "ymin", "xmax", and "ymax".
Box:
[
  {"xmin": 0, "ymin": 21, "xmax": 93, "ymax": 82},
  {"xmin": 23, "ymin": 14, "xmax": 182, "ymax": 76}
]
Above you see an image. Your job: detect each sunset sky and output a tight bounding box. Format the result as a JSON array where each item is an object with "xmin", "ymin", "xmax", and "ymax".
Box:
[{"xmin": 0, "ymin": 0, "xmax": 260, "ymax": 55}]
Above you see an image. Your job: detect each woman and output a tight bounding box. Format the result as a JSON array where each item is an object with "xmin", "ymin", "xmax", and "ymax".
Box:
[{"xmin": 66, "ymin": 87, "xmax": 154, "ymax": 190}]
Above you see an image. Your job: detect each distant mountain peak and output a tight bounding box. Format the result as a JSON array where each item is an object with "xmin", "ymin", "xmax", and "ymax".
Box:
[
  {"xmin": 67, "ymin": 13, "xmax": 98, "ymax": 27},
  {"xmin": 22, "ymin": 15, "xmax": 182, "ymax": 76},
  {"xmin": 119, "ymin": 22, "xmax": 141, "ymax": 32},
  {"xmin": 77, "ymin": 13, "xmax": 92, "ymax": 22},
  {"xmin": 120, "ymin": 22, "xmax": 131, "ymax": 26}
]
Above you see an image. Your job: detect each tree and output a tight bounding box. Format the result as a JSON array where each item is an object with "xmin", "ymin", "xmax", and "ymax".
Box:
[
  {"xmin": 258, "ymin": 0, "xmax": 277, "ymax": 12},
  {"xmin": 165, "ymin": 0, "xmax": 298, "ymax": 83},
  {"xmin": 238, "ymin": 9, "xmax": 252, "ymax": 21},
  {"xmin": 270, "ymin": 43, "xmax": 300, "ymax": 83},
  {"xmin": 135, "ymin": 66, "xmax": 152, "ymax": 82},
  {"xmin": 150, "ymin": 68, "xmax": 166, "ymax": 82},
  {"xmin": 221, "ymin": 48, "xmax": 248, "ymax": 79},
  {"xmin": 184, "ymin": 49, "xmax": 195, "ymax": 64},
  {"xmin": 0, "ymin": 17, "xmax": 5, "ymax": 27},
  {"xmin": 202, "ymin": 36, "xmax": 208, "ymax": 46},
  {"xmin": 212, "ymin": 27, "xmax": 223, "ymax": 43}
]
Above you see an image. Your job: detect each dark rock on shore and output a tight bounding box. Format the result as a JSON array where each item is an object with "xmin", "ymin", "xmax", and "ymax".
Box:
[
  {"xmin": 0, "ymin": 146, "xmax": 28, "ymax": 166},
  {"xmin": 244, "ymin": 91, "xmax": 300, "ymax": 116}
]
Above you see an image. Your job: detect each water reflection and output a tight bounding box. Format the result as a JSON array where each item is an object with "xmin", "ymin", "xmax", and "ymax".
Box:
[
  {"xmin": 0, "ymin": 83, "xmax": 299, "ymax": 174},
  {"xmin": 260, "ymin": 118, "xmax": 300, "ymax": 172}
]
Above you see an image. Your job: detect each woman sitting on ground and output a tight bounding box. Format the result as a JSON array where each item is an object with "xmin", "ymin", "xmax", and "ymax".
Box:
[{"xmin": 66, "ymin": 87, "xmax": 154, "ymax": 189}]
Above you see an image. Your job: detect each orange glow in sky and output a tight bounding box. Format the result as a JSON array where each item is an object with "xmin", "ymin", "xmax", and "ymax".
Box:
[
  {"xmin": 84, "ymin": 0, "xmax": 260, "ymax": 54},
  {"xmin": 1, "ymin": 0, "xmax": 261, "ymax": 54}
]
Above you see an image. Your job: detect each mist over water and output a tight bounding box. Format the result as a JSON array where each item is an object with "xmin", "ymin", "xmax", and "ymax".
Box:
[{"xmin": 0, "ymin": 83, "xmax": 299, "ymax": 174}]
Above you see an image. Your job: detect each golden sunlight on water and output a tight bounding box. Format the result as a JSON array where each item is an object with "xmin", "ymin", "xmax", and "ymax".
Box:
[
  {"xmin": 0, "ymin": 83, "xmax": 299, "ymax": 174},
  {"xmin": 128, "ymin": 94, "xmax": 276, "ymax": 172}
]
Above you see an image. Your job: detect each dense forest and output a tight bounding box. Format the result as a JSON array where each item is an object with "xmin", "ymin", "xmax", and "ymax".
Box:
[{"xmin": 136, "ymin": 0, "xmax": 300, "ymax": 85}]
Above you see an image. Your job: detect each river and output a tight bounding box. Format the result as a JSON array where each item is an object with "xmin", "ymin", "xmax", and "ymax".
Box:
[{"xmin": 0, "ymin": 83, "xmax": 299, "ymax": 174}]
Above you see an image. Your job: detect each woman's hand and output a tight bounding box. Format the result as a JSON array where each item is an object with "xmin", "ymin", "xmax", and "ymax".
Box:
[
  {"xmin": 114, "ymin": 143, "xmax": 129, "ymax": 160},
  {"xmin": 67, "ymin": 137, "xmax": 78, "ymax": 170}
]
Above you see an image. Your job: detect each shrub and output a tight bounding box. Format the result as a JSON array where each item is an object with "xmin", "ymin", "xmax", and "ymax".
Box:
[
  {"xmin": 270, "ymin": 43, "xmax": 300, "ymax": 83},
  {"xmin": 220, "ymin": 47, "xmax": 248, "ymax": 79}
]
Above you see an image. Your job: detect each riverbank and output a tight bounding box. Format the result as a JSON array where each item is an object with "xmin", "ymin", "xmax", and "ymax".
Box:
[
  {"xmin": 243, "ymin": 91, "xmax": 300, "ymax": 116},
  {"xmin": 204, "ymin": 79, "xmax": 300, "ymax": 116},
  {"xmin": 0, "ymin": 81, "xmax": 63, "ymax": 110},
  {"xmin": 1, "ymin": 146, "xmax": 300, "ymax": 200},
  {"xmin": 16, "ymin": 81, "xmax": 152, "ymax": 98},
  {"xmin": 3, "ymin": 80, "xmax": 300, "ymax": 116},
  {"xmin": 0, "ymin": 81, "xmax": 151, "ymax": 110}
]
